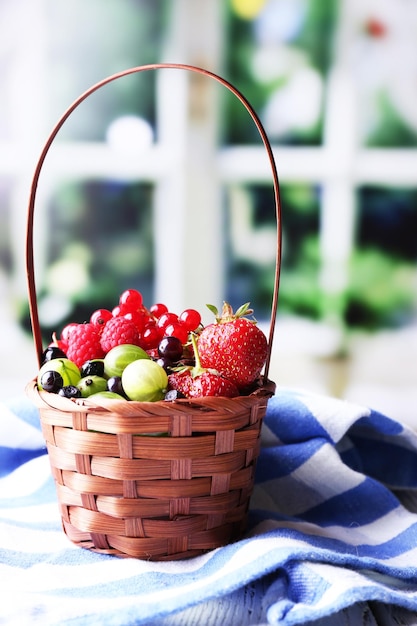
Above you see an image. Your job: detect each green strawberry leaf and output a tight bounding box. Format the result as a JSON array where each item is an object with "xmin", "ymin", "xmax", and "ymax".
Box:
[
  {"xmin": 206, "ymin": 304, "xmax": 219, "ymax": 317},
  {"xmin": 235, "ymin": 302, "xmax": 252, "ymax": 318}
]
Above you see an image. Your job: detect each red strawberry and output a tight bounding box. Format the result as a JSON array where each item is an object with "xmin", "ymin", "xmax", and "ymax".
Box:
[
  {"xmin": 190, "ymin": 372, "xmax": 239, "ymax": 398},
  {"xmin": 100, "ymin": 316, "xmax": 141, "ymax": 353},
  {"xmin": 66, "ymin": 323, "xmax": 105, "ymax": 368},
  {"xmin": 168, "ymin": 370, "xmax": 238, "ymax": 398},
  {"xmin": 197, "ymin": 302, "xmax": 268, "ymax": 390},
  {"xmin": 167, "ymin": 334, "xmax": 239, "ymax": 399},
  {"xmin": 167, "ymin": 370, "xmax": 193, "ymax": 397}
]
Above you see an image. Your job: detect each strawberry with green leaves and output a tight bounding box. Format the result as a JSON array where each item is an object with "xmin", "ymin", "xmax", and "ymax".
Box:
[
  {"xmin": 197, "ymin": 302, "xmax": 268, "ymax": 391},
  {"xmin": 167, "ymin": 334, "xmax": 239, "ymax": 399}
]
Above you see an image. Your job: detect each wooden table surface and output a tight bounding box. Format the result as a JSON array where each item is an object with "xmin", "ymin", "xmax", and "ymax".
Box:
[{"xmin": 149, "ymin": 490, "xmax": 417, "ymax": 625}]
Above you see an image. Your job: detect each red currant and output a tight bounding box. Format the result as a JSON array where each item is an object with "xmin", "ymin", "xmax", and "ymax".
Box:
[
  {"xmin": 90, "ymin": 308, "xmax": 112, "ymax": 327},
  {"xmin": 112, "ymin": 305, "xmax": 122, "ymax": 317},
  {"xmin": 164, "ymin": 322, "xmax": 189, "ymax": 344},
  {"xmin": 141, "ymin": 325, "xmax": 162, "ymax": 350},
  {"xmin": 119, "ymin": 288, "xmax": 143, "ymax": 310},
  {"xmin": 124, "ymin": 310, "xmax": 147, "ymax": 333},
  {"xmin": 149, "ymin": 303, "xmax": 168, "ymax": 319},
  {"xmin": 156, "ymin": 312, "xmax": 178, "ymax": 330},
  {"xmin": 179, "ymin": 308, "xmax": 201, "ymax": 331}
]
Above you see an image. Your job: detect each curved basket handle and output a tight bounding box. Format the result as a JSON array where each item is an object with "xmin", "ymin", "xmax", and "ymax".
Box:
[{"xmin": 26, "ymin": 63, "xmax": 282, "ymax": 381}]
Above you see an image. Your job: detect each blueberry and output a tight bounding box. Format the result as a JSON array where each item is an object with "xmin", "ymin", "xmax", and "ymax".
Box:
[
  {"xmin": 164, "ymin": 389, "xmax": 186, "ymax": 401},
  {"xmin": 58, "ymin": 385, "xmax": 82, "ymax": 399},
  {"xmin": 80, "ymin": 359, "xmax": 105, "ymax": 377},
  {"xmin": 107, "ymin": 376, "xmax": 127, "ymax": 398}
]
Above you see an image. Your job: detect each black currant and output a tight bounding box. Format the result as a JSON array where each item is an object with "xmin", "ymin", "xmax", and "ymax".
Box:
[
  {"xmin": 40, "ymin": 370, "xmax": 64, "ymax": 393},
  {"xmin": 158, "ymin": 336, "xmax": 183, "ymax": 362},
  {"xmin": 41, "ymin": 346, "xmax": 67, "ymax": 365}
]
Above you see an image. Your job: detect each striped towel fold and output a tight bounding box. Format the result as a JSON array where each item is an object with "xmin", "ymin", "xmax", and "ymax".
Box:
[{"xmin": 1, "ymin": 388, "xmax": 417, "ymax": 625}]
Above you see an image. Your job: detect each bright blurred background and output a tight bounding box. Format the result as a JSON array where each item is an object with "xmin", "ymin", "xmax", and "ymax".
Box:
[{"xmin": 0, "ymin": 0, "xmax": 416, "ymax": 424}]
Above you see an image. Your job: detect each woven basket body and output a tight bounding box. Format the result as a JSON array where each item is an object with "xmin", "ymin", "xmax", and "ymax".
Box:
[
  {"xmin": 25, "ymin": 64, "xmax": 282, "ymax": 560},
  {"xmin": 26, "ymin": 379, "xmax": 275, "ymax": 559}
]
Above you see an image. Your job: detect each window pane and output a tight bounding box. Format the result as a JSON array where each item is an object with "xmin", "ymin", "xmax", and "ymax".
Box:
[
  {"xmin": 33, "ymin": 179, "xmax": 154, "ymax": 339},
  {"xmin": 0, "ymin": 178, "xmax": 12, "ymax": 270},
  {"xmin": 346, "ymin": 186, "xmax": 417, "ymax": 329},
  {"xmin": 225, "ymin": 182, "xmax": 320, "ymax": 320},
  {"xmin": 0, "ymin": 0, "xmax": 167, "ymax": 141}
]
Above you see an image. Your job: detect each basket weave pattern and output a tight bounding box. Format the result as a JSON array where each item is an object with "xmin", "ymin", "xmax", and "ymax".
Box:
[
  {"xmin": 27, "ymin": 380, "xmax": 274, "ymax": 559},
  {"xmin": 25, "ymin": 64, "xmax": 282, "ymax": 560}
]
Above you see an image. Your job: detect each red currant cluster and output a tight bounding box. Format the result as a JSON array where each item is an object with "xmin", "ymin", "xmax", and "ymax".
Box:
[{"xmin": 56, "ymin": 289, "xmax": 202, "ymax": 367}]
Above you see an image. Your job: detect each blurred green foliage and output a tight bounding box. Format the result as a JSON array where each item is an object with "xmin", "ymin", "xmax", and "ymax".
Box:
[
  {"xmin": 223, "ymin": 0, "xmax": 338, "ymax": 145},
  {"xmin": 241, "ymin": 182, "xmax": 417, "ymax": 329},
  {"xmin": 278, "ymin": 240, "xmax": 416, "ymax": 330},
  {"xmin": 345, "ymin": 249, "xmax": 416, "ymax": 329},
  {"xmin": 16, "ymin": 1, "xmax": 417, "ymax": 337},
  {"xmin": 367, "ymin": 93, "xmax": 417, "ymax": 148},
  {"xmin": 224, "ymin": 1, "xmax": 417, "ymax": 330}
]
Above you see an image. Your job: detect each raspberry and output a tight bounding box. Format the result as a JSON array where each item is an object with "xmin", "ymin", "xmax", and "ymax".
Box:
[
  {"xmin": 66, "ymin": 323, "xmax": 105, "ymax": 368},
  {"xmin": 100, "ymin": 316, "xmax": 141, "ymax": 353}
]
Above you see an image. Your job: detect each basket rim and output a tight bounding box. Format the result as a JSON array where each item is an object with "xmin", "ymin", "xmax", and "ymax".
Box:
[{"xmin": 26, "ymin": 376, "xmax": 276, "ymax": 415}]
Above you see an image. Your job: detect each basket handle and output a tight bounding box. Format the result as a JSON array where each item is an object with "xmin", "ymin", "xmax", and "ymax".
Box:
[{"xmin": 26, "ymin": 63, "xmax": 282, "ymax": 381}]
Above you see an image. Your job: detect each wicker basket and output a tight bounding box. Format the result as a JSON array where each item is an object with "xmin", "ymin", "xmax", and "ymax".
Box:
[{"xmin": 25, "ymin": 63, "xmax": 282, "ymax": 560}]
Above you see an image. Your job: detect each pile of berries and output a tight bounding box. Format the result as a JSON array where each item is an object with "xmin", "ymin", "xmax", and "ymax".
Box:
[
  {"xmin": 57, "ymin": 289, "xmax": 202, "ymax": 366},
  {"xmin": 37, "ymin": 289, "xmax": 268, "ymax": 402}
]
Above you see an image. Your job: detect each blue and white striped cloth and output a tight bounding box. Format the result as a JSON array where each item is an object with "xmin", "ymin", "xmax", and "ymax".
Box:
[{"xmin": 1, "ymin": 388, "xmax": 417, "ymax": 625}]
